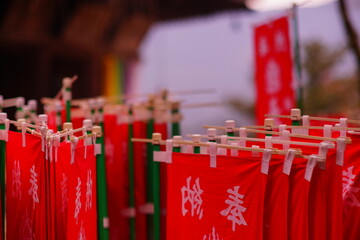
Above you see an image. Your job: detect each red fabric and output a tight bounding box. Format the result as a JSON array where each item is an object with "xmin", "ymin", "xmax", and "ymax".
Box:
[
  {"xmin": 308, "ymin": 166, "xmax": 327, "ymax": 240},
  {"xmin": 104, "ymin": 114, "xmax": 129, "ymax": 240},
  {"xmin": 342, "ymin": 133, "xmax": 360, "ymax": 240},
  {"xmin": 287, "ymin": 157, "xmax": 309, "ymax": 240},
  {"xmin": 55, "ymin": 141, "xmax": 72, "ymax": 240},
  {"xmin": 284, "ymin": 143, "xmax": 332, "ymax": 240},
  {"xmin": 303, "ymin": 115, "xmax": 346, "ymax": 127},
  {"xmin": 46, "ymin": 109, "xmax": 84, "ymax": 133},
  {"xmin": 154, "ymin": 123, "xmax": 167, "ymax": 151},
  {"xmin": 6, "ymin": 131, "xmax": 46, "ymax": 239},
  {"xmin": 72, "ymin": 116, "xmax": 85, "ymax": 131},
  {"xmin": 287, "ymin": 137, "xmax": 343, "ymax": 240},
  {"xmin": 305, "ymin": 144, "xmax": 340, "ymax": 240},
  {"xmin": 47, "ymin": 143, "xmax": 55, "ymax": 240},
  {"xmin": 298, "ymin": 145, "xmax": 327, "ymax": 240},
  {"xmin": 133, "ymin": 120, "xmax": 148, "ymax": 240},
  {"xmin": 167, "ymin": 152, "xmax": 267, "ymax": 239},
  {"xmin": 47, "ymin": 110, "xmax": 58, "ymax": 132},
  {"xmin": 325, "ymin": 149, "xmax": 343, "ymax": 240},
  {"xmin": 154, "ymin": 123, "xmax": 168, "ymax": 240},
  {"xmin": 254, "ymin": 16, "xmax": 295, "ymax": 125},
  {"xmin": 66, "ymin": 141, "xmax": 97, "ymax": 240},
  {"xmin": 263, "ymin": 157, "xmax": 289, "ymax": 240}
]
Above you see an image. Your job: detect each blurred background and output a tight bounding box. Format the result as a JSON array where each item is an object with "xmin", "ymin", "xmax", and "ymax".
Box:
[{"xmin": 0, "ymin": 0, "xmax": 359, "ymax": 134}]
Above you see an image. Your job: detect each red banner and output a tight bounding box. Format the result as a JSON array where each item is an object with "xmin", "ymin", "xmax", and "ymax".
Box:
[
  {"xmin": 325, "ymin": 149, "xmax": 343, "ymax": 240},
  {"xmin": 154, "ymin": 122, "xmax": 168, "ymax": 240},
  {"xmin": 342, "ymin": 132, "xmax": 360, "ymax": 240},
  {"xmin": 65, "ymin": 140, "xmax": 97, "ymax": 240},
  {"xmin": 166, "ymin": 152, "xmax": 267, "ymax": 239},
  {"xmin": 46, "ymin": 109, "xmax": 84, "ymax": 132},
  {"xmin": 263, "ymin": 157, "xmax": 289, "ymax": 240},
  {"xmin": 254, "ymin": 16, "xmax": 295, "ymax": 125},
  {"xmin": 55, "ymin": 141, "xmax": 72, "ymax": 240},
  {"xmin": 104, "ymin": 114, "xmax": 129, "ymax": 240},
  {"xmin": 6, "ymin": 131, "xmax": 46, "ymax": 240},
  {"xmin": 288, "ymin": 157, "xmax": 310, "ymax": 240},
  {"xmin": 299, "ymin": 145, "xmax": 328, "ymax": 240},
  {"xmin": 292, "ymin": 138, "xmax": 343, "ymax": 240}
]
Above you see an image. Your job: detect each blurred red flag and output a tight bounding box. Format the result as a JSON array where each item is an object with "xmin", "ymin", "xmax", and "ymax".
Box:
[
  {"xmin": 287, "ymin": 157, "xmax": 310, "ymax": 240},
  {"xmin": 292, "ymin": 133, "xmax": 343, "ymax": 240},
  {"xmin": 325, "ymin": 149, "xmax": 343, "ymax": 240},
  {"xmin": 55, "ymin": 141, "xmax": 72, "ymax": 240},
  {"xmin": 254, "ymin": 16, "xmax": 295, "ymax": 125},
  {"xmin": 263, "ymin": 157, "xmax": 289, "ymax": 240},
  {"xmin": 104, "ymin": 114, "xmax": 130, "ymax": 240},
  {"xmin": 65, "ymin": 140, "xmax": 97, "ymax": 240},
  {"xmin": 166, "ymin": 152, "xmax": 267, "ymax": 239}
]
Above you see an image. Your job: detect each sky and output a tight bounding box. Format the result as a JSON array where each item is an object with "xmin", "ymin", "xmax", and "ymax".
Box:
[{"xmin": 248, "ymin": 0, "xmax": 337, "ymax": 11}]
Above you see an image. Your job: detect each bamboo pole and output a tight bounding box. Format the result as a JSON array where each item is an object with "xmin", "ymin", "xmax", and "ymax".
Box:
[
  {"xmin": 207, "ymin": 128, "xmax": 217, "ymax": 143},
  {"xmin": 225, "ymin": 120, "xmax": 235, "ymax": 137},
  {"xmin": 0, "ymin": 113, "xmax": 6, "ymax": 240},
  {"xmin": 152, "ymin": 133, "xmax": 161, "ymax": 240},
  {"xmin": 192, "ymin": 134, "xmax": 201, "ymax": 154},
  {"xmin": 146, "ymin": 97, "xmax": 155, "ymax": 239},
  {"xmin": 171, "ymin": 102, "xmax": 181, "ymax": 137},
  {"xmin": 127, "ymin": 107, "xmax": 136, "ymax": 240},
  {"xmin": 55, "ymin": 101, "xmax": 62, "ymax": 131},
  {"xmin": 172, "ymin": 136, "xmax": 182, "ymax": 152},
  {"xmin": 292, "ymin": 4, "xmax": 304, "ymax": 110},
  {"xmin": 15, "ymin": 97, "xmax": 25, "ymax": 120},
  {"xmin": 28, "ymin": 99, "xmax": 37, "ymax": 124},
  {"xmin": 93, "ymin": 126, "xmax": 109, "ymax": 240},
  {"xmin": 63, "ymin": 78, "xmax": 72, "ymax": 122}
]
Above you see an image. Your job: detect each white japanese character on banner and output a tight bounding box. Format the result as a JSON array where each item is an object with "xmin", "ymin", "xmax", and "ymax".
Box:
[
  {"xmin": 181, "ymin": 176, "xmax": 204, "ymax": 219},
  {"xmin": 220, "ymin": 186, "xmax": 247, "ymax": 231},
  {"xmin": 259, "ymin": 36, "xmax": 269, "ymax": 57},
  {"xmin": 275, "ymin": 31, "xmax": 286, "ymax": 52},
  {"xmin": 28, "ymin": 165, "xmax": 39, "ymax": 209},
  {"xmin": 105, "ymin": 138, "xmax": 114, "ymax": 164},
  {"xmin": 21, "ymin": 209, "xmax": 34, "ymax": 240},
  {"xmin": 283, "ymin": 96, "xmax": 294, "ymax": 112},
  {"xmin": 78, "ymin": 221, "xmax": 86, "ymax": 240},
  {"xmin": 343, "ymin": 166, "xmax": 360, "ymax": 210},
  {"xmin": 85, "ymin": 170, "xmax": 93, "ymax": 212},
  {"xmin": 74, "ymin": 177, "xmax": 82, "ymax": 224},
  {"xmin": 12, "ymin": 160, "xmax": 22, "ymax": 200},
  {"xmin": 203, "ymin": 227, "xmax": 223, "ymax": 240},
  {"xmin": 265, "ymin": 59, "xmax": 281, "ymax": 95},
  {"xmin": 61, "ymin": 173, "xmax": 68, "ymax": 213}
]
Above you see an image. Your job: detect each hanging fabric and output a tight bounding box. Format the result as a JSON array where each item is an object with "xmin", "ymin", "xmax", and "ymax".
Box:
[
  {"xmin": 166, "ymin": 152, "xmax": 267, "ymax": 239},
  {"xmin": 65, "ymin": 140, "xmax": 97, "ymax": 240},
  {"xmin": 104, "ymin": 114, "xmax": 130, "ymax": 240},
  {"xmin": 6, "ymin": 131, "xmax": 46, "ymax": 239}
]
